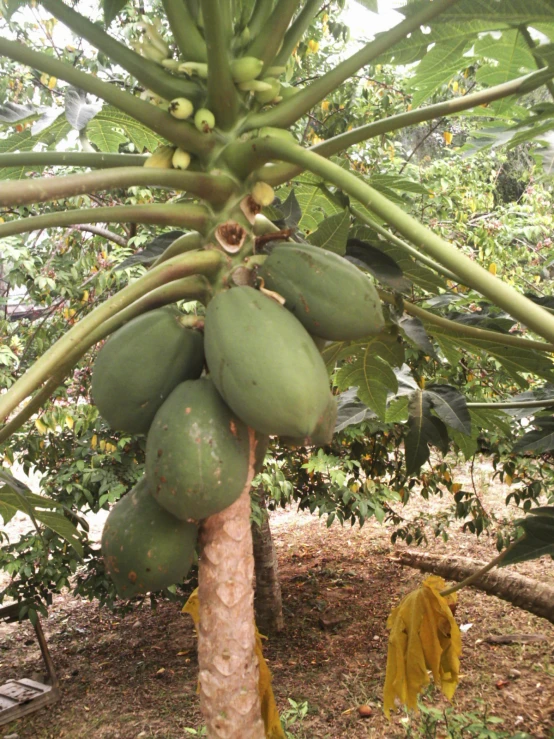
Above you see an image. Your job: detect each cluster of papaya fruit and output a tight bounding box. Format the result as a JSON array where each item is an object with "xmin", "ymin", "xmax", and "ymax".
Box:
[{"xmin": 98, "ymin": 241, "xmax": 384, "ymax": 597}]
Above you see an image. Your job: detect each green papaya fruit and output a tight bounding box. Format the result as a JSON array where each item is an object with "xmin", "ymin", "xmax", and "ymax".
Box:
[
  {"xmin": 92, "ymin": 307, "xmax": 204, "ymax": 435},
  {"xmin": 145, "ymin": 378, "xmax": 253, "ymax": 521},
  {"xmin": 204, "ymin": 286, "xmax": 332, "ymax": 437},
  {"xmin": 101, "ymin": 477, "xmax": 197, "ymax": 598},
  {"xmin": 281, "ymin": 393, "xmax": 337, "ymax": 448},
  {"xmin": 258, "ymin": 242, "xmax": 384, "ymax": 341}
]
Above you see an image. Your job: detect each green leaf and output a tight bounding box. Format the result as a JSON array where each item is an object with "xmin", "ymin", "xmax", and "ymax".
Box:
[
  {"xmin": 513, "ymin": 416, "xmax": 554, "ymax": 454},
  {"xmin": 116, "ymin": 230, "xmax": 186, "ymax": 269},
  {"xmin": 424, "ymin": 384, "xmax": 471, "ymax": 435},
  {"xmin": 410, "ymin": 39, "xmax": 471, "ymax": 107},
  {"xmin": 335, "ymin": 332, "xmax": 404, "ymax": 418},
  {"xmin": 103, "ymin": 0, "xmax": 128, "ymax": 26},
  {"xmin": 501, "ymin": 509, "xmax": 554, "ymax": 566},
  {"xmin": 0, "ymin": 471, "xmax": 83, "ymax": 557},
  {"xmin": 87, "ymin": 106, "xmax": 163, "ymax": 153},
  {"xmin": 398, "ymin": 316, "xmax": 439, "ymax": 359},
  {"xmin": 306, "ymin": 210, "xmax": 350, "ymax": 254},
  {"xmin": 346, "ymin": 238, "xmax": 411, "ymax": 292},
  {"xmin": 404, "ymin": 389, "xmax": 449, "ymax": 474},
  {"xmin": 0, "ymin": 116, "xmax": 73, "ymax": 180},
  {"xmin": 65, "ymin": 88, "xmax": 102, "ymax": 131},
  {"xmin": 0, "ymin": 101, "xmax": 38, "ymax": 124}
]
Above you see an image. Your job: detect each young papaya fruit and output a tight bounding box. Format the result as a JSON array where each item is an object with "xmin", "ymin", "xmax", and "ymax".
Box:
[
  {"xmin": 258, "ymin": 242, "xmax": 384, "ymax": 340},
  {"xmin": 281, "ymin": 393, "xmax": 337, "ymax": 448},
  {"xmin": 254, "ymin": 77, "xmax": 280, "ymax": 104},
  {"xmin": 230, "ymin": 56, "xmax": 264, "ymax": 83},
  {"xmin": 91, "ymin": 307, "xmax": 204, "ymax": 434},
  {"xmin": 204, "ymin": 286, "xmax": 333, "ymax": 437},
  {"xmin": 146, "ymin": 378, "xmax": 254, "ymax": 521},
  {"xmin": 101, "ymin": 477, "xmax": 197, "ymax": 598},
  {"xmin": 169, "ymin": 97, "xmax": 194, "ymax": 119}
]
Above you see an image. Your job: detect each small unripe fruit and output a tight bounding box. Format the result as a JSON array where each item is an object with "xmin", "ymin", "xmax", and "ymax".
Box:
[
  {"xmin": 238, "ymin": 79, "xmax": 273, "ymax": 92},
  {"xmin": 265, "ymin": 66, "xmax": 286, "ymax": 77},
  {"xmin": 255, "ymin": 77, "xmax": 280, "ymax": 105},
  {"xmin": 161, "ymin": 58, "xmax": 180, "ymax": 71},
  {"xmin": 144, "ymin": 145, "xmax": 175, "ymax": 169},
  {"xmin": 172, "ymin": 148, "xmax": 191, "ymax": 169},
  {"xmin": 251, "ymin": 182, "xmax": 275, "ymax": 207},
  {"xmin": 169, "ymin": 97, "xmax": 194, "ymax": 119},
  {"xmin": 230, "ymin": 56, "xmax": 264, "ymax": 83},
  {"xmin": 178, "ymin": 62, "xmax": 209, "ymax": 78},
  {"xmin": 194, "ymin": 108, "xmax": 216, "ymax": 133}
]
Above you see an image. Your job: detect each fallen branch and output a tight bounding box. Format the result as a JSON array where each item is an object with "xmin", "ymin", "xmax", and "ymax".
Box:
[{"xmin": 392, "ymin": 550, "xmax": 554, "ymax": 625}]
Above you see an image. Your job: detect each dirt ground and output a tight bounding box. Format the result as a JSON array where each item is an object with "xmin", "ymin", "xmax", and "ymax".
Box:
[{"xmin": 1, "ymin": 459, "xmax": 553, "ymax": 739}]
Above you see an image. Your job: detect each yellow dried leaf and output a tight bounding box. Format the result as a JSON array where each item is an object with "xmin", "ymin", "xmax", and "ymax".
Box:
[
  {"xmin": 321, "ymin": 100, "xmax": 330, "ymax": 112},
  {"xmin": 383, "ymin": 575, "xmax": 461, "ymax": 718},
  {"xmin": 489, "ymin": 263, "xmax": 497, "ymax": 275},
  {"xmin": 443, "ymin": 131, "xmax": 453, "ymax": 145},
  {"xmin": 182, "ymin": 589, "xmax": 285, "ymax": 738},
  {"xmin": 308, "ymin": 39, "xmax": 319, "ymax": 53},
  {"xmin": 91, "ymin": 434, "xmax": 98, "ymax": 449},
  {"xmin": 35, "ymin": 418, "xmax": 47, "ymax": 434},
  {"xmin": 451, "ymin": 483, "xmax": 462, "ymax": 493},
  {"xmin": 505, "ymin": 474, "xmax": 513, "ymax": 485},
  {"xmin": 65, "ymin": 416, "xmax": 74, "ymax": 430},
  {"xmin": 48, "ymin": 76, "xmax": 57, "ymax": 89}
]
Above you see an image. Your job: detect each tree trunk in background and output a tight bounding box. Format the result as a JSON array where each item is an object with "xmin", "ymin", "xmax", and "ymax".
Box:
[
  {"xmin": 197, "ymin": 430, "xmax": 265, "ymax": 739},
  {"xmin": 395, "ymin": 550, "xmax": 554, "ymax": 625},
  {"xmin": 252, "ymin": 495, "xmax": 284, "ymax": 635}
]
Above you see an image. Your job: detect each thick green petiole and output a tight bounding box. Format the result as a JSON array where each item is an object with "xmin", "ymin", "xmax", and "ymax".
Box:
[
  {"xmin": 258, "ymin": 67, "xmax": 554, "ymax": 186},
  {"xmin": 0, "ymin": 250, "xmax": 224, "ymax": 424},
  {"xmin": 274, "ymin": 0, "xmax": 322, "ymax": 68},
  {"xmin": 0, "ymin": 39, "xmax": 212, "ymax": 157},
  {"xmin": 0, "ymin": 275, "xmax": 211, "ymax": 444},
  {"xmin": 243, "ymin": 0, "xmax": 461, "ymax": 131},
  {"xmin": 40, "ymin": 0, "xmax": 198, "ymax": 101},
  {"xmin": 0, "ymin": 203, "xmax": 211, "ymax": 239},
  {"xmin": 0, "ymin": 168, "xmax": 236, "ymax": 208},
  {"xmin": 201, "ymin": 0, "xmax": 240, "ymax": 129},
  {"xmin": 0, "ymin": 152, "xmax": 147, "ymax": 170},
  {"xmin": 231, "ymin": 136, "xmax": 554, "ymax": 346},
  {"xmin": 162, "ymin": 0, "xmax": 208, "ymax": 62},
  {"xmin": 247, "ymin": 0, "xmax": 300, "ymax": 68}
]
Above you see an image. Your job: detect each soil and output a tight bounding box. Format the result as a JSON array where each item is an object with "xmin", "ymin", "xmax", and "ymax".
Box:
[{"xmin": 1, "ymin": 458, "xmax": 553, "ymax": 739}]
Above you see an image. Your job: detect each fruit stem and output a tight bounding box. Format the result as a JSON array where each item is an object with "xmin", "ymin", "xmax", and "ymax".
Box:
[
  {"xmin": 258, "ymin": 67, "xmax": 554, "ymax": 186},
  {"xmin": 0, "ymin": 250, "xmax": 224, "ymax": 424},
  {"xmin": 202, "ymin": 0, "xmax": 240, "ymax": 130},
  {"xmin": 238, "ymin": 135, "xmax": 554, "ymax": 346},
  {"xmin": 0, "ymin": 38, "xmax": 212, "ymax": 157},
  {"xmin": 0, "ymin": 168, "xmax": 236, "ymax": 208},
  {"xmin": 162, "ymin": 0, "xmax": 208, "ymax": 62},
  {"xmin": 40, "ymin": 0, "xmax": 199, "ymax": 101},
  {"xmin": 0, "ymin": 203, "xmax": 211, "ymax": 239},
  {"xmin": 242, "ymin": 0, "xmax": 462, "ymax": 131}
]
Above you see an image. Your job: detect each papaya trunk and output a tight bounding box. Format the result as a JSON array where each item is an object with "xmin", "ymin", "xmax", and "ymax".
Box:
[
  {"xmin": 198, "ymin": 430, "xmax": 265, "ymax": 739},
  {"xmin": 252, "ymin": 495, "xmax": 284, "ymax": 635}
]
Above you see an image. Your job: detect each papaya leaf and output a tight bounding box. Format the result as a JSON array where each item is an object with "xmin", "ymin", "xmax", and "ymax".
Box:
[
  {"xmin": 335, "ymin": 390, "xmax": 377, "ymax": 433},
  {"xmin": 405, "ymin": 390, "xmax": 450, "ymax": 474},
  {"xmin": 346, "ymin": 238, "xmax": 411, "ymax": 292},
  {"xmin": 0, "ymin": 101, "xmax": 38, "ymax": 125},
  {"xmin": 410, "ymin": 38, "xmax": 471, "ymax": 107},
  {"xmin": 424, "ymin": 385, "xmax": 471, "ymax": 435},
  {"xmin": 335, "ymin": 332, "xmax": 405, "ymax": 419},
  {"xmin": 0, "ymin": 471, "xmax": 83, "ymax": 557},
  {"xmin": 116, "ymin": 230, "xmax": 186, "ymax": 270},
  {"xmin": 65, "ymin": 88, "xmax": 102, "ymax": 131},
  {"xmin": 275, "ymin": 189, "xmax": 302, "ymax": 228},
  {"xmin": 512, "ymin": 415, "xmax": 554, "ymax": 454},
  {"xmin": 383, "ymin": 575, "xmax": 461, "ymax": 718},
  {"xmin": 307, "ymin": 210, "xmax": 350, "ymax": 255},
  {"xmin": 500, "ymin": 509, "xmax": 554, "ymax": 566},
  {"xmin": 398, "ymin": 316, "xmax": 439, "ymax": 359},
  {"xmin": 87, "ymin": 107, "xmax": 163, "ymax": 153}
]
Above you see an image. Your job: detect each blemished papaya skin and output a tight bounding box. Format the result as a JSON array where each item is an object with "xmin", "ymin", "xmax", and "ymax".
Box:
[
  {"xmin": 204, "ymin": 286, "xmax": 333, "ymax": 437},
  {"xmin": 101, "ymin": 477, "xmax": 197, "ymax": 598},
  {"xmin": 145, "ymin": 378, "xmax": 253, "ymax": 521},
  {"xmin": 91, "ymin": 307, "xmax": 204, "ymax": 435},
  {"xmin": 258, "ymin": 242, "xmax": 385, "ymax": 341}
]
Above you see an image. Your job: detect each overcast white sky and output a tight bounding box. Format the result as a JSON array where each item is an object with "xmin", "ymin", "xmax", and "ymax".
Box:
[{"xmin": 343, "ymin": 0, "xmax": 404, "ymax": 40}]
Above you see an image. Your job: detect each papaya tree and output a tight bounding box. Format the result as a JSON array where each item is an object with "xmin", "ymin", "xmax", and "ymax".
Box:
[{"xmin": 2, "ymin": 0, "xmax": 554, "ymax": 735}]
